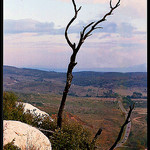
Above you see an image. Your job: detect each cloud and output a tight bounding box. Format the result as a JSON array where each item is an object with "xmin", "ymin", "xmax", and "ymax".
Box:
[
  {"xmin": 4, "ymin": 19, "xmax": 65, "ymax": 35},
  {"xmin": 121, "ymin": 0, "xmax": 147, "ymax": 18},
  {"xmin": 76, "ymin": 44, "xmax": 146, "ymax": 69},
  {"xmin": 4, "ymin": 19, "xmax": 141, "ymax": 38},
  {"xmin": 116, "ymin": 22, "xmax": 136, "ymax": 37},
  {"xmin": 4, "ymin": 25, "xmax": 146, "ymax": 70},
  {"xmin": 98, "ymin": 33, "xmax": 111, "ymax": 39}
]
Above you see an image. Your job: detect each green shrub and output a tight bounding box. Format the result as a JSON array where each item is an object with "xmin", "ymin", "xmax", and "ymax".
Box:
[
  {"xmin": 103, "ymin": 90, "xmax": 119, "ymax": 98},
  {"xmin": 122, "ymin": 96, "xmax": 134, "ymax": 109},
  {"xmin": 3, "ymin": 140, "xmax": 21, "ymax": 150},
  {"xmin": 35, "ymin": 115, "xmax": 93, "ymax": 149},
  {"xmin": 3, "ymin": 91, "xmax": 35, "ymax": 125},
  {"xmin": 49, "ymin": 117, "xmax": 92, "ymax": 150}
]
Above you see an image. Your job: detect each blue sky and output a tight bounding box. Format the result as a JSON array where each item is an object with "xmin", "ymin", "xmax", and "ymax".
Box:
[{"xmin": 4, "ymin": 0, "xmax": 147, "ymax": 71}]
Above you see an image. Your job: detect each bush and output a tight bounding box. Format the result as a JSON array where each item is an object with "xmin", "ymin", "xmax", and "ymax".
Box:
[
  {"xmin": 131, "ymin": 92, "xmax": 142, "ymax": 98},
  {"xmin": 103, "ymin": 90, "xmax": 119, "ymax": 98},
  {"xmin": 122, "ymin": 96, "xmax": 134, "ymax": 109},
  {"xmin": 3, "ymin": 140, "xmax": 21, "ymax": 150},
  {"xmin": 46, "ymin": 115, "xmax": 92, "ymax": 150},
  {"xmin": 3, "ymin": 91, "xmax": 35, "ymax": 125}
]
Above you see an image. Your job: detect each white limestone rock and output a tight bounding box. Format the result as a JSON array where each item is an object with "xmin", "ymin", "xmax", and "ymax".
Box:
[
  {"xmin": 17, "ymin": 102, "xmax": 53, "ymax": 122},
  {"xmin": 3, "ymin": 120, "xmax": 52, "ymax": 150}
]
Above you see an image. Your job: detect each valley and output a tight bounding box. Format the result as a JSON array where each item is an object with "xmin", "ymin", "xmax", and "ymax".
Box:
[{"xmin": 3, "ymin": 65, "xmax": 147, "ymax": 149}]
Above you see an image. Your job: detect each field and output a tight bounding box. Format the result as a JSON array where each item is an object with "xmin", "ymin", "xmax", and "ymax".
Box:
[{"xmin": 3, "ymin": 66, "xmax": 147, "ymax": 149}]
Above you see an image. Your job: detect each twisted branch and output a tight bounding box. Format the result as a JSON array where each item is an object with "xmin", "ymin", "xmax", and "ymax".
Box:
[
  {"xmin": 65, "ymin": 0, "xmax": 81, "ymax": 50},
  {"xmin": 82, "ymin": 0, "xmax": 120, "ymax": 41}
]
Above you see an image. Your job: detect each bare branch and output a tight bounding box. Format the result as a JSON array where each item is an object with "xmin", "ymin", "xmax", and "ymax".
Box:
[
  {"xmin": 72, "ymin": 0, "xmax": 80, "ymax": 12},
  {"xmin": 76, "ymin": 22, "xmax": 95, "ymax": 50},
  {"xmin": 91, "ymin": 128, "xmax": 102, "ymax": 147},
  {"xmin": 65, "ymin": 0, "xmax": 81, "ymax": 50},
  {"xmin": 83, "ymin": 22, "xmax": 95, "ymax": 34},
  {"xmin": 37, "ymin": 127, "xmax": 54, "ymax": 134},
  {"xmin": 110, "ymin": 0, "xmax": 113, "ymax": 9},
  {"xmin": 94, "ymin": 27, "xmax": 103, "ymax": 30},
  {"xmin": 110, "ymin": 0, "xmax": 120, "ymax": 9},
  {"xmin": 66, "ymin": 0, "xmax": 121, "ymax": 52},
  {"xmin": 78, "ymin": 6, "xmax": 82, "ymax": 12},
  {"xmin": 82, "ymin": 0, "xmax": 120, "ymax": 41},
  {"xmin": 86, "ymin": 34, "xmax": 92, "ymax": 37},
  {"xmin": 109, "ymin": 103, "xmax": 135, "ymax": 150}
]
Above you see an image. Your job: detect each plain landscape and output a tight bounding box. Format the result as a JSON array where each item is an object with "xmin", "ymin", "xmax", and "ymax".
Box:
[{"xmin": 3, "ymin": 65, "xmax": 147, "ymax": 149}]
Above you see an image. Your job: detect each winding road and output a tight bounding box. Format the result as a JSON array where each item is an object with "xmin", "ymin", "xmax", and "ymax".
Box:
[{"xmin": 115, "ymin": 99, "xmax": 131, "ymax": 149}]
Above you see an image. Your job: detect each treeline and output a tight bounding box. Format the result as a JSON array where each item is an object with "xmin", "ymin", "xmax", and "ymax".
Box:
[
  {"xmin": 122, "ymin": 94, "xmax": 147, "ymax": 109},
  {"xmin": 126, "ymin": 92, "xmax": 147, "ymax": 99},
  {"xmin": 72, "ymin": 72, "xmax": 147, "ymax": 88}
]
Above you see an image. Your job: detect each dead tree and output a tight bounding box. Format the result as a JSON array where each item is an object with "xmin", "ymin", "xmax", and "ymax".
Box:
[
  {"xmin": 86, "ymin": 104, "xmax": 134, "ymax": 150},
  {"xmin": 55, "ymin": 1, "xmax": 136, "ymax": 149},
  {"xmin": 57, "ymin": 0, "xmax": 121, "ymax": 129},
  {"xmin": 109, "ymin": 104, "xmax": 135, "ymax": 150}
]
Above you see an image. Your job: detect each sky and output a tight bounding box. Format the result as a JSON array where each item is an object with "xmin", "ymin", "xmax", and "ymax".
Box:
[{"xmin": 4, "ymin": 0, "xmax": 147, "ymax": 71}]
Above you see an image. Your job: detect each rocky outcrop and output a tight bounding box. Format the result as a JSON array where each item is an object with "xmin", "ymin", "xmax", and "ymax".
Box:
[
  {"xmin": 3, "ymin": 120, "xmax": 52, "ymax": 150},
  {"xmin": 17, "ymin": 102, "xmax": 53, "ymax": 122}
]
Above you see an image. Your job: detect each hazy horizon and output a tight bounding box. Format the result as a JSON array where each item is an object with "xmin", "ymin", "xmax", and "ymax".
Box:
[{"xmin": 4, "ymin": 63, "xmax": 147, "ymax": 73}]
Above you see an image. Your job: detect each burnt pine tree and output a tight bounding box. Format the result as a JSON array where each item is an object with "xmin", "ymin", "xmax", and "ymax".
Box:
[{"xmin": 57, "ymin": 0, "xmax": 134, "ymax": 149}]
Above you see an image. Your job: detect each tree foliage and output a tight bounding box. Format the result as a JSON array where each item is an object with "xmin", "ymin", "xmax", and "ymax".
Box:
[
  {"xmin": 3, "ymin": 91, "xmax": 35, "ymax": 125},
  {"xmin": 122, "ymin": 96, "xmax": 134, "ymax": 109}
]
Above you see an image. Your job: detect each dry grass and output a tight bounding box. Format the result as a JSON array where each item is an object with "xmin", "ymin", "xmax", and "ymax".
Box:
[{"xmin": 133, "ymin": 108, "xmax": 147, "ymax": 115}]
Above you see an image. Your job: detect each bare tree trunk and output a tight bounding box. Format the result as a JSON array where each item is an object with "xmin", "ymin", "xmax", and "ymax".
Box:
[
  {"xmin": 57, "ymin": 0, "xmax": 121, "ymax": 129},
  {"xmin": 57, "ymin": 54, "xmax": 77, "ymax": 128}
]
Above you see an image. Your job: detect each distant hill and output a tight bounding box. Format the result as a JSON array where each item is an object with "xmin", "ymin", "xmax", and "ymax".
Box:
[
  {"xmin": 3, "ymin": 65, "xmax": 147, "ymax": 96},
  {"xmin": 32, "ymin": 63, "xmax": 147, "ymax": 72},
  {"xmin": 72, "ymin": 71, "xmax": 147, "ymax": 87},
  {"xmin": 3, "ymin": 65, "xmax": 66, "ymax": 79}
]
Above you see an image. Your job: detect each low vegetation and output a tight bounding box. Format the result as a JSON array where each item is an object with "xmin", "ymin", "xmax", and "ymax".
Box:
[
  {"xmin": 3, "ymin": 92, "xmax": 93, "ymax": 149},
  {"xmin": 2, "ymin": 91, "xmax": 123, "ymax": 149},
  {"xmin": 3, "ymin": 92, "xmax": 35, "ymax": 125},
  {"xmin": 50, "ymin": 118, "xmax": 93, "ymax": 150},
  {"xmin": 4, "ymin": 91, "xmax": 147, "ymax": 149}
]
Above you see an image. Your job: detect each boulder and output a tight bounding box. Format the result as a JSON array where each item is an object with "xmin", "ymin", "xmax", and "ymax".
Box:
[
  {"xmin": 17, "ymin": 102, "xmax": 53, "ymax": 122},
  {"xmin": 3, "ymin": 120, "xmax": 52, "ymax": 150}
]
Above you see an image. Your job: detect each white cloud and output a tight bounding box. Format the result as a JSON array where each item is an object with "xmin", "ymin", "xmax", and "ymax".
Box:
[{"xmin": 4, "ymin": 19, "xmax": 140, "ymax": 39}]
